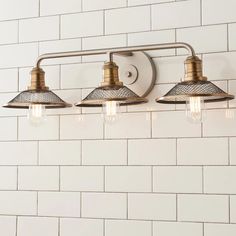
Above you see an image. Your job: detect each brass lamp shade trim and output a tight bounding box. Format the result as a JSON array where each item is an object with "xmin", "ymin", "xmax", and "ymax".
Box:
[
  {"xmin": 4, "ymin": 68, "xmax": 72, "ymax": 109},
  {"xmin": 76, "ymin": 61, "xmax": 148, "ymax": 107}
]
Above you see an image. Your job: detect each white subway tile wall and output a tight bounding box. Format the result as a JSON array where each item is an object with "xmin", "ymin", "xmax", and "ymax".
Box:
[{"xmin": 0, "ymin": 0, "xmax": 235, "ymax": 235}]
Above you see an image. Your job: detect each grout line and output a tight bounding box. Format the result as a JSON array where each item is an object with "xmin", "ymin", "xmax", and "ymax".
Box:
[
  {"xmin": 1, "ymin": 134, "xmax": 236, "ymax": 142},
  {"xmin": 38, "ymin": 0, "xmax": 40, "ymax": 17},
  {"xmin": 200, "ymin": 0, "xmax": 203, "ymax": 26},
  {"xmin": 59, "ymin": 15, "xmax": 61, "ymax": 40},
  {"xmin": 81, "ymin": 0, "xmax": 83, "ymax": 12},
  {"xmin": 80, "ymin": 140, "xmax": 83, "ymax": 165},
  {"xmin": 0, "ymin": 163, "xmax": 236, "ymax": 167},
  {"xmin": 149, "ymin": 5, "xmax": 152, "ymax": 31},
  {"xmin": 103, "ymin": 10, "xmax": 105, "ymax": 36},
  {"xmin": 201, "ymin": 121, "xmax": 203, "ymax": 138},
  {"xmin": 103, "ymin": 219, "xmax": 106, "ymax": 236},
  {"xmin": 59, "ymin": 166, "xmax": 61, "ymax": 191},
  {"xmin": 176, "ymin": 194, "xmax": 178, "ymax": 221},
  {"xmin": 37, "ymin": 141, "xmax": 40, "ymax": 165},
  {"xmin": 228, "ymin": 137, "xmax": 231, "ymax": 165},
  {"xmin": 227, "ymin": 23, "xmax": 230, "ymax": 52},
  {"xmin": 36, "ymin": 191, "xmax": 39, "ymax": 216},
  {"xmin": 80, "ymin": 192, "xmax": 82, "ymax": 217},
  {"xmin": 0, "ymin": 213, "xmax": 235, "ymax": 224},
  {"xmin": 174, "ymin": 28, "xmax": 177, "ymax": 56},
  {"xmin": 58, "ymin": 218, "xmax": 60, "ymax": 236},
  {"xmin": 150, "ymin": 112, "xmax": 153, "ymax": 138},
  {"xmin": 0, "ymin": 189, "xmax": 235, "ymax": 195},
  {"xmin": 16, "ymin": 166, "xmax": 19, "ymax": 191},
  {"xmin": 175, "ymin": 138, "xmax": 178, "ymax": 165},
  {"xmin": 17, "ymin": 67, "xmax": 20, "ymax": 92},
  {"xmin": 151, "ymin": 220, "xmax": 153, "ymax": 236},
  {"xmin": 203, "ymin": 222, "xmax": 204, "ymax": 236},
  {"xmin": 126, "ymin": 193, "xmax": 128, "ymax": 219},
  {"xmin": 15, "ymin": 216, "xmax": 18, "ymax": 236},
  {"xmin": 202, "ymin": 166, "xmax": 204, "ymax": 194},
  {"xmin": 229, "ymin": 195, "xmax": 231, "ymax": 223},
  {"xmin": 59, "ymin": 64, "xmax": 62, "ymax": 90},
  {"xmin": 126, "ymin": 139, "xmax": 129, "ymax": 165},
  {"xmin": 17, "ymin": 20, "xmax": 20, "ymax": 43},
  {"xmin": 16, "ymin": 116, "xmax": 19, "ymax": 142},
  {"xmin": 151, "ymin": 166, "xmax": 154, "ymax": 192},
  {"xmin": 103, "ymin": 166, "xmax": 106, "ymax": 192},
  {"xmin": 58, "ymin": 115, "xmax": 61, "ymax": 140}
]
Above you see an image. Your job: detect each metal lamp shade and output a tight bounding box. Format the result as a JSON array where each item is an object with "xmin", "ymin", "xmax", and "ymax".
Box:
[
  {"xmin": 76, "ymin": 85, "xmax": 148, "ymax": 107},
  {"xmin": 156, "ymin": 80, "xmax": 234, "ymax": 104},
  {"xmin": 3, "ymin": 89, "xmax": 72, "ymax": 109}
]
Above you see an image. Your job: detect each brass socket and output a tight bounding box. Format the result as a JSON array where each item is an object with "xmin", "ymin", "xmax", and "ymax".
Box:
[
  {"xmin": 100, "ymin": 61, "xmax": 123, "ymax": 87},
  {"xmin": 28, "ymin": 67, "xmax": 49, "ymax": 90},
  {"xmin": 184, "ymin": 56, "xmax": 207, "ymax": 82}
]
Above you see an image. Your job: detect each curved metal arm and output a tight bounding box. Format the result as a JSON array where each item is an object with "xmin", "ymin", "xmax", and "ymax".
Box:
[{"xmin": 36, "ymin": 42, "xmax": 195, "ymax": 68}]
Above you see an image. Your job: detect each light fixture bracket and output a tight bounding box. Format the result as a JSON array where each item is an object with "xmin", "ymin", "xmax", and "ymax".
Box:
[{"xmin": 112, "ymin": 51, "xmax": 156, "ymax": 97}]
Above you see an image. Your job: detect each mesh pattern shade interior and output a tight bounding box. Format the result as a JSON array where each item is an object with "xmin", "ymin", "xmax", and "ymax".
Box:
[
  {"xmin": 77, "ymin": 85, "xmax": 147, "ymax": 107},
  {"xmin": 156, "ymin": 80, "xmax": 234, "ymax": 104},
  {"xmin": 4, "ymin": 90, "xmax": 71, "ymax": 108}
]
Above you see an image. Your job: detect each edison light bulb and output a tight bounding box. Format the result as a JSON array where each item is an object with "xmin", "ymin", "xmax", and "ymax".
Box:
[
  {"xmin": 186, "ymin": 97, "xmax": 205, "ymax": 123},
  {"xmin": 102, "ymin": 101, "xmax": 120, "ymax": 123},
  {"xmin": 28, "ymin": 104, "xmax": 46, "ymax": 125}
]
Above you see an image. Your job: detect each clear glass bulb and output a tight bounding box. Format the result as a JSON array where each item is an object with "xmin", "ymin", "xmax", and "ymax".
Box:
[
  {"xmin": 28, "ymin": 104, "xmax": 46, "ymax": 126},
  {"xmin": 102, "ymin": 101, "xmax": 120, "ymax": 124},
  {"xmin": 186, "ymin": 97, "xmax": 205, "ymax": 123}
]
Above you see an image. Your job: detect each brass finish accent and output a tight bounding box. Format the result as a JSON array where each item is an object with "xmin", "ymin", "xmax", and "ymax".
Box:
[
  {"xmin": 28, "ymin": 67, "xmax": 49, "ymax": 90},
  {"xmin": 100, "ymin": 62, "xmax": 123, "ymax": 87},
  {"xmin": 184, "ymin": 56, "xmax": 207, "ymax": 82}
]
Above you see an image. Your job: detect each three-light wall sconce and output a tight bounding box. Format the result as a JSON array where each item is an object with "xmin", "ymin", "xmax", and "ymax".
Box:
[{"xmin": 3, "ymin": 42, "xmax": 234, "ymax": 124}]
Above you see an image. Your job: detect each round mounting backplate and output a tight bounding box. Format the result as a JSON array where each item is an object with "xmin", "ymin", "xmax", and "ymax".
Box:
[{"xmin": 113, "ymin": 51, "xmax": 156, "ymax": 97}]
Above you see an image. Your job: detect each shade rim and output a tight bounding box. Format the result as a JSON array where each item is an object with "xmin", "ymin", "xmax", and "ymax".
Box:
[
  {"xmin": 3, "ymin": 89, "xmax": 72, "ymax": 109},
  {"xmin": 3, "ymin": 102, "xmax": 72, "ymax": 109},
  {"xmin": 156, "ymin": 93, "xmax": 234, "ymax": 104},
  {"xmin": 76, "ymin": 97, "xmax": 148, "ymax": 107}
]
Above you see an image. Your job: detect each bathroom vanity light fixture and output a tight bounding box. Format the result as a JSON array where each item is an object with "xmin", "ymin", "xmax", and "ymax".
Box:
[{"xmin": 3, "ymin": 42, "xmax": 234, "ymax": 123}]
